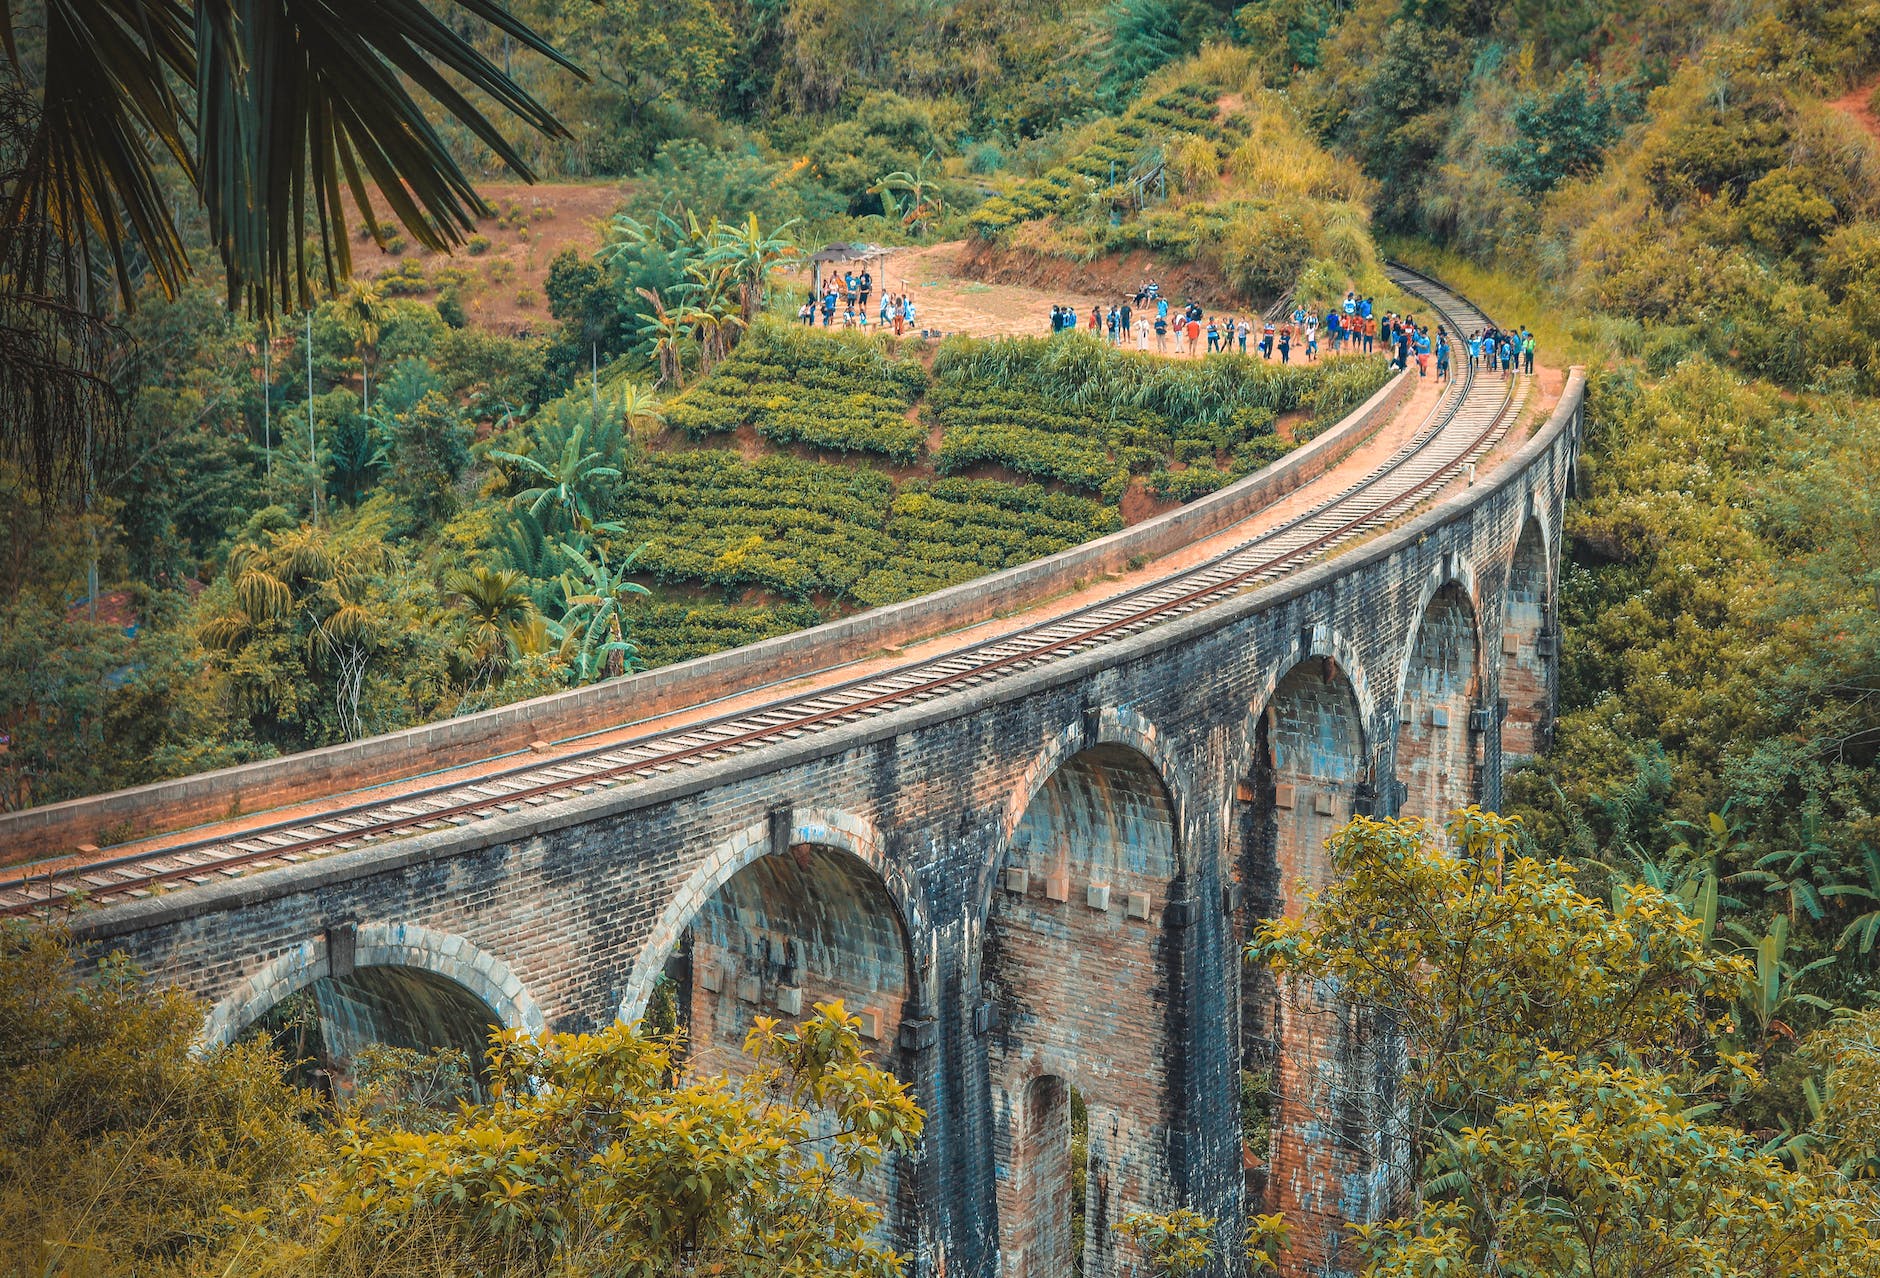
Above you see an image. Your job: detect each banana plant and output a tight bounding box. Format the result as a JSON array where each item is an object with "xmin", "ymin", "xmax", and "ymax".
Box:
[
  {"xmin": 488, "ymin": 421, "xmax": 622, "ymax": 534},
  {"xmin": 1725, "ymin": 812, "xmax": 1835, "ymax": 925},
  {"xmin": 1822, "ymin": 844, "xmax": 1880, "ymax": 954},
  {"xmin": 1729, "ymin": 914, "xmax": 1835, "ymax": 1041}
]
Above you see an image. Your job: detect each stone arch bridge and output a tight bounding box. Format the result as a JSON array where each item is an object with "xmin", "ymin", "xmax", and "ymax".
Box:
[{"xmin": 15, "ymin": 324, "xmax": 1582, "ymax": 1277}]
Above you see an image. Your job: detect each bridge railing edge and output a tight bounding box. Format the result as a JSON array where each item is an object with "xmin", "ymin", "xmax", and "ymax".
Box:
[{"xmin": 1, "ymin": 365, "xmax": 1414, "ymax": 862}]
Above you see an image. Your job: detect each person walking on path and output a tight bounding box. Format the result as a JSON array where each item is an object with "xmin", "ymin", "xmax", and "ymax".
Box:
[
  {"xmin": 1436, "ymin": 333, "xmax": 1450, "ymax": 380},
  {"xmin": 1306, "ymin": 322, "xmax": 1318, "ymax": 362},
  {"xmin": 857, "ymin": 269, "xmax": 872, "ymax": 312}
]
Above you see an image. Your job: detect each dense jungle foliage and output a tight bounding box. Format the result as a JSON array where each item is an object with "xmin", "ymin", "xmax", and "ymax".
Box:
[{"xmin": 9, "ymin": 0, "xmax": 1880, "ymax": 1269}]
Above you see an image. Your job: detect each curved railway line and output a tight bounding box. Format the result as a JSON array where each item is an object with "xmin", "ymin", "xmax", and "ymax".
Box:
[{"xmin": 0, "ymin": 265, "xmax": 1528, "ymax": 917}]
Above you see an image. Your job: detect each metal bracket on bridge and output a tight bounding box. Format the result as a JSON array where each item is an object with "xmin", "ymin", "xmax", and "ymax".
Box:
[
  {"xmin": 767, "ymin": 806, "xmax": 794, "ymax": 860},
  {"xmin": 326, "ymin": 920, "xmax": 357, "ymax": 980}
]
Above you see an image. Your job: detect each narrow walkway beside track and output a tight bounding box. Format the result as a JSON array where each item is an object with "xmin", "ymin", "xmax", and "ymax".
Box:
[{"xmin": 0, "ymin": 266, "xmax": 1552, "ymax": 915}]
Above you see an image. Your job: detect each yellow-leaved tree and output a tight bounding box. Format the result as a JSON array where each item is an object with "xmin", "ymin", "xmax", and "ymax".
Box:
[
  {"xmin": 268, "ymin": 1003, "xmax": 923, "ymax": 1278},
  {"xmin": 1248, "ymin": 809, "xmax": 1880, "ymax": 1278}
]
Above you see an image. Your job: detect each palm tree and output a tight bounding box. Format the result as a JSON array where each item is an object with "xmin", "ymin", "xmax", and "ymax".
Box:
[
  {"xmin": 446, "ymin": 565, "xmax": 536, "ymax": 684},
  {"xmin": 339, "ymin": 279, "xmax": 389, "ymax": 415},
  {"xmin": 1, "ymin": 0, "xmax": 581, "ymax": 497},
  {"xmin": 872, "ymin": 155, "xmax": 945, "ymax": 238},
  {"xmin": 488, "ymin": 423, "xmax": 622, "ymax": 533},
  {"xmin": 555, "ymin": 541, "xmax": 650, "ymax": 682},
  {"xmin": 711, "ymin": 213, "xmax": 802, "ymax": 325}
]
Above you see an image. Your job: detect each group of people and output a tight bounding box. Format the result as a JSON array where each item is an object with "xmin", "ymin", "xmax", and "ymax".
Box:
[
  {"xmin": 800, "ymin": 268, "xmax": 921, "ymax": 336},
  {"xmin": 1038, "ymin": 284, "xmax": 1537, "ymax": 381},
  {"xmin": 1048, "ymin": 293, "xmax": 1323, "ymax": 363}
]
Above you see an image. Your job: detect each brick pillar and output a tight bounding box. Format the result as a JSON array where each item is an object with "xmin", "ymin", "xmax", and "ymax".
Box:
[
  {"xmin": 1240, "ymin": 660, "xmax": 1377, "ymax": 1276},
  {"xmin": 1499, "ymin": 523, "xmax": 1552, "ymax": 764}
]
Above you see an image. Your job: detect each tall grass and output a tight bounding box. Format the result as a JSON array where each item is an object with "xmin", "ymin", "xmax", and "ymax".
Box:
[{"xmin": 931, "ymin": 333, "xmax": 1393, "ymax": 427}]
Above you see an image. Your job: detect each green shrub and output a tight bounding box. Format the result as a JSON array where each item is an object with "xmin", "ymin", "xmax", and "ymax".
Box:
[
  {"xmin": 1146, "ymin": 464, "xmax": 1235, "ymax": 501},
  {"xmin": 466, "ymin": 234, "xmax": 493, "ymax": 256}
]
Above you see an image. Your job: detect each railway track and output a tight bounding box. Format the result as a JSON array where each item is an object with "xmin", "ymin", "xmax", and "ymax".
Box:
[{"xmin": 0, "ymin": 266, "xmax": 1526, "ymax": 917}]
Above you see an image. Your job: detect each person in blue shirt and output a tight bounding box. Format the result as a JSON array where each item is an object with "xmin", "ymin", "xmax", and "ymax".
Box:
[
  {"xmin": 822, "ymin": 288, "xmax": 837, "ymax": 325},
  {"xmin": 1359, "ymin": 297, "xmax": 1373, "ymax": 320},
  {"xmin": 1435, "ymin": 334, "xmax": 1450, "ymax": 380},
  {"xmin": 1156, "ymin": 296, "xmax": 1169, "ymax": 322},
  {"xmin": 1467, "ymin": 331, "xmax": 1481, "ymax": 370}
]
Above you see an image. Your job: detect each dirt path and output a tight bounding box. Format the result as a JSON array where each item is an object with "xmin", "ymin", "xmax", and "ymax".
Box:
[
  {"xmin": 798, "ymin": 240, "xmax": 1277, "ymax": 360},
  {"xmin": 1829, "ymin": 77, "xmax": 1880, "ymax": 144}
]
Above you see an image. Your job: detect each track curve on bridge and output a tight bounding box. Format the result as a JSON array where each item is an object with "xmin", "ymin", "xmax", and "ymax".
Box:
[{"xmin": 0, "ymin": 265, "xmax": 1528, "ymax": 917}]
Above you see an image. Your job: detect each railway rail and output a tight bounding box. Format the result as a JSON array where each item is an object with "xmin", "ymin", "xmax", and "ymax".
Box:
[{"xmin": 0, "ymin": 265, "xmax": 1526, "ymax": 917}]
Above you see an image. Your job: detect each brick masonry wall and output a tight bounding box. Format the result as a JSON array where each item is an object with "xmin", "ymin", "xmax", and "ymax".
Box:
[
  {"xmin": 70, "ymin": 377, "xmax": 1585, "ymax": 1278},
  {"xmin": 1499, "ymin": 521, "xmax": 1553, "ymax": 762}
]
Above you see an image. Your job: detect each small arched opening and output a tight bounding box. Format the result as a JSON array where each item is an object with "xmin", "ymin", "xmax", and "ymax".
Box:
[
  {"xmin": 1395, "ymin": 582, "xmax": 1483, "ymax": 823},
  {"xmin": 1501, "ymin": 519, "xmax": 1553, "ymax": 762}
]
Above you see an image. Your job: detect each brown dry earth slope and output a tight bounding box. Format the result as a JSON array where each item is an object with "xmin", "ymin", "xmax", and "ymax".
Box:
[{"xmin": 355, "ymin": 180, "xmax": 625, "ymax": 333}]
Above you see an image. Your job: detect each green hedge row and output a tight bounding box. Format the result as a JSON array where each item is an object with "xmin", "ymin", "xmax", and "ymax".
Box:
[
  {"xmin": 664, "ymin": 322, "xmax": 929, "ymax": 461},
  {"xmin": 615, "ymin": 451, "xmax": 1124, "ymax": 607},
  {"xmin": 628, "ymin": 600, "xmax": 825, "ymax": 668},
  {"xmin": 971, "ymin": 80, "xmax": 1231, "ymax": 238}
]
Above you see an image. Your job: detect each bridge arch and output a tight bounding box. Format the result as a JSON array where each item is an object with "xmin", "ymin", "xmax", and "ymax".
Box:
[
  {"xmin": 975, "ymin": 704, "xmax": 1191, "ymax": 936},
  {"xmin": 1228, "ymin": 649, "xmax": 1372, "ymax": 1273},
  {"xmin": 203, "ymin": 922, "xmax": 546, "ymax": 1051},
  {"xmin": 1500, "ymin": 514, "xmax": 1555, "ymax": 761},
  {"xmin": 619, "ymin": 807, "xmax": 928, "ymax": 1026},
  {"xmin": 1393, "ymin": 576, "xmax": 1484, "ymax": 823},
  {"xmin": 980, "ymin": 728, "xmax": 1183, "ymax": 1278}
]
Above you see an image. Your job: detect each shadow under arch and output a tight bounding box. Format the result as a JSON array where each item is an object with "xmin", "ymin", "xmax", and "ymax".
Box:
[
  {"xmin": 618, "ymin": 807, "xmax": 927, "ymax": 1026},
  {"xmin": 1395, "ymin": 578, "xmax": 1484, "ymax": 822},
  {"xmin": 204, "ymin": 923, "xmax": 545, "ymax": 1099},
  {"xmin": 203, "ymin": 921, "xmax": 546, "ymax": 1050},
  {"xmin": 973, "ymin": 704, "xmax": 1190, "ymax": 942}
]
